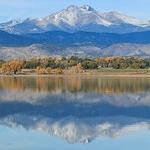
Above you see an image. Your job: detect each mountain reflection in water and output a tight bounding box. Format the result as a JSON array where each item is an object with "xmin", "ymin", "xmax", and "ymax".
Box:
[{"xmin": 0, "ymin": 76, "xmax": 150, "ymax": 144}]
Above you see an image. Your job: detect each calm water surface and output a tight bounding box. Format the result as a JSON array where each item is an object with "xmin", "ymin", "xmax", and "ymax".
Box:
[{"xmin": 0, "ymin": 76, "xmax": 150, "ymax": 150}]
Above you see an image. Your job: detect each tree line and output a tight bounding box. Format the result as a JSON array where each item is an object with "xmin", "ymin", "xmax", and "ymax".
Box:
[{"xmin": 0, "ymin": 56, "xmax": 150, "ymax": 74}]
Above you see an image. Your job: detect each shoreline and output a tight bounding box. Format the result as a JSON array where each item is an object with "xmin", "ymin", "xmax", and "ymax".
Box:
[
  {"xmin": 0, "ymin": 68, "xmax": 150, "ymax": 78},
  {"xmin": 0, "ymin": 72, "xmax": 150, "ymax": 78}
]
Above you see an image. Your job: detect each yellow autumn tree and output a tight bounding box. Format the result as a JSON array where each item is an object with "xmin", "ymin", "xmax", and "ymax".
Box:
[
  {"xmin": 55, "ymin": 68, "xmax": 64, "ymax": 74},
  {"xmin": 36, "ymin": 66, "xmax": 47, "ymax": 75},
  {"xmin": 1, "ymin": 60, "xmax": 23, "ymax": 74},
  {"xmin": 46, "ymin": 67, "xmax": 52, "ymax": 74},
  {"xmin": 70, "ymin": 63, "xmax": 84, "ymax": 73}
]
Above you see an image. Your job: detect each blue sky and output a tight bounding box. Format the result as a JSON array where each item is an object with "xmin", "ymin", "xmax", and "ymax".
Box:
[{"xmin": 0, "ymin": 0, "xmax": 150, "ymax": 22}]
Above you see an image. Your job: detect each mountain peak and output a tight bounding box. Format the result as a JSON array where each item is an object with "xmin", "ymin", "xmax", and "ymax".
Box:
[
  {"xmin": 66, "ymin": 5, "xmax": 95, "ymax": 12},
  {"xmin": 66, "ymin": 5, "xmax": 78, "ymax": 10},
  {"xmin": 80, "ymin": 5, "xmax": 95, "ymax": 11}
]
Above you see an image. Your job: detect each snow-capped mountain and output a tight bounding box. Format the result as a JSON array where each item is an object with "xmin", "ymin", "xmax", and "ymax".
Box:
[{"xmin": 0, "ymin": 5, "xmax": 150, "ymax": 34}]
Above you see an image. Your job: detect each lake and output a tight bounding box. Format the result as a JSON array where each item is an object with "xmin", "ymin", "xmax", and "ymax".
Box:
[{"xmin": 0, "ymin": 76, "xmax": 150, "ymax": 150}]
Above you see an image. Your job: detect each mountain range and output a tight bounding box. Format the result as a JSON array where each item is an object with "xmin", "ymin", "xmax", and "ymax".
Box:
[
  {"xmin": 0, "ymin": 5, "xmax": 150, "ymax": 59},
  {"xmin": 1, "ymin": 5, "xmax": 150, "ymax": 34}
]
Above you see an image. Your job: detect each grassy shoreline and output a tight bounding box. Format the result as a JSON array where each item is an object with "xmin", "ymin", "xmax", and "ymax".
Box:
[{"xmin": 0, "ymin": 69, "xmax": 150, "ymax": 77}]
